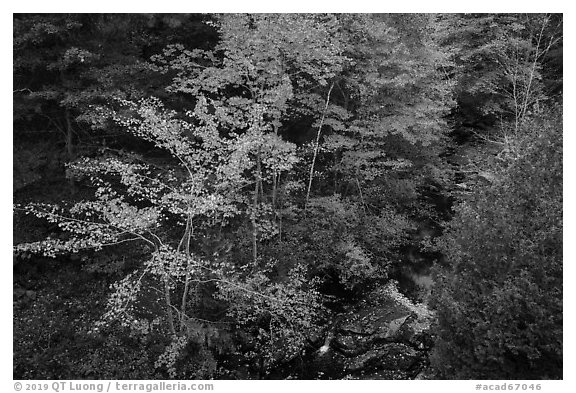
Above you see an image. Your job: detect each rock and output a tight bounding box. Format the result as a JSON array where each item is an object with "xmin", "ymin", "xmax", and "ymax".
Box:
[
  {"xmin": 307, "ymin": 326, "xmax": 327, "ymax": 347},
  {"xmin": 346, "ymin": 343, "xmax": 421, "ymax": 372},
  {"xmin": 384, "ymin": 315, "xmax": 410, "ymax": 339},
  {"xmin": 396, "ymin": 314, "xmax": 435, "ymax": 349},
  {"xmin": 333, "ymin": 308, "xmax": 413, "ymax": 355},
  {"xmin": 355, "ymin": 369, "xmax": 413, "ymax": 380},
  {"xmin": 333, "ymin": 334, "xmax": 366, "ymax": 356},
  {"xmin": 338, "ymin": 307, "xmax": 412, "ymax": 337},
  {"xmin": 309, "ymin": 349, "xmax": 347, "ymax": 379},
  {"xmin": 339, "ymin": 319, "xmax": 370, "ymax": 335},
  {"xmin": 311, "ymin": 286, "xmax": 433, "ymax": 379}
]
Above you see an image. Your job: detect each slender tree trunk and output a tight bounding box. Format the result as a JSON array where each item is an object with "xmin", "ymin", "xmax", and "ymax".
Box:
[
  {"xmin": 305, "ymin": 82, "xmax": 334, "ymax": 210},
  {"xmin": 65, "ymin": 108, "xmax": 74, "ymax": 160},
  {"xmin": 252, "ymin": 153, "xmax": 262, "ymax": 264},
  {"xmin": 179, "ymin": 216, "xmax": 193, "ymax": 331},
  {"xmin": 271, "ymin": 171, "xmax": 277, "ymax": 210},
  {"xmin": 274, "ymin": 172, "xmax": 282, "ymax": 241},
  {"xmin": 60, "ymin": 69, "xmax": 75, "ymax": 162},
  {"xmin": 164, "ymin": 275, "xmax": 176, "ymax": 336},
  {"xmin": 519, "ymin": 16, "xmax": 547, "ymax": 125},
  {"xmin": 271, "ymin": 126, "xmax": 280, "ymax": 235},
  {"xmin": 64, "ymin": 108, "xmax": 77, "ymax": 193}
]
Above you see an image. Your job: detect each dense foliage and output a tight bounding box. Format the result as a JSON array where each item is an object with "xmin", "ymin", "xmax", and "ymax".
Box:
[
  {"xmin": 13, "ymin": 13, "xmax": 562, "ymax": 380},
  {"xmin": 430, "ymin": 112, "xmax": 562, "ymax": 379}
]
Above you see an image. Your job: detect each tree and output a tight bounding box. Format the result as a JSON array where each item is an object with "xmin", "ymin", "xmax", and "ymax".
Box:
[
  {"xmin": 297, "ymin": 14, "xmax": 456, "ymax": 290},
  {"xmin": 429, "ymin": 110, "xmax": 562, "ymax": 379},
  {"xmin": 14, "ymin": 13, "xmax": 348, "ymax": 378},
  {"xmin": 13, "ymin": 14, "xmax": 218, "ymax": 191},
  {"xmin": 435, "ymin": 14, "xmax": 562, "ymax": 130},
  {"xmin": 15, "ymin": 13, "xmax": 492, "ymax": 379}
]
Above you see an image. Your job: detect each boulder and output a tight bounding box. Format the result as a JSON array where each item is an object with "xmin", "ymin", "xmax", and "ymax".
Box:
[
  {"xmin": 311, "ymin": 286, "xmax": 434, "ymax": 379},
  {"xmin": 346, "ymin": 343, "xmax": 422, "ymax": 372}
]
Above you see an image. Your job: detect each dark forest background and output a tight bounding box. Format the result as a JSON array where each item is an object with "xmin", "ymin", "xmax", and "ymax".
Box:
[{"xmin": 13, "ymin": 13, "xmax": 562, "ymax": 380}]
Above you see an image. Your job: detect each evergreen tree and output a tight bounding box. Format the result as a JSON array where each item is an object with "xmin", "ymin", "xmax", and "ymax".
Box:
[{"xmin": 430, "ymin": 110, "xmax": 562, "ymax": 379}]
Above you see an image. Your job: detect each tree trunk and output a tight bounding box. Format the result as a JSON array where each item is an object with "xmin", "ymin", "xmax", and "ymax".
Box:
[
  {"xmin": 305, "ymin": 82, "xmax": 334, "ymax": 210},
  {"xmin": 179, "ymin": 216, "xmax": 193, "ymax": 331},
  {"xmin": 65, "ymin": 109, "xmax": 74, "ymax": 160},
  {"xmin": 164, "ymin": 275, "xmax": 176, "ymax": 336},
  {"xmin": 252, "ymin": 153, "xmax": 262, "ymax": 264}
]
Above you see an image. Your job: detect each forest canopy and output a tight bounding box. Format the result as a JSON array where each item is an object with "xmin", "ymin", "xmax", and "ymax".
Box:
[{"xmin": 13, "ymin": 13, "xmax": 562, "ymax": 380}]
